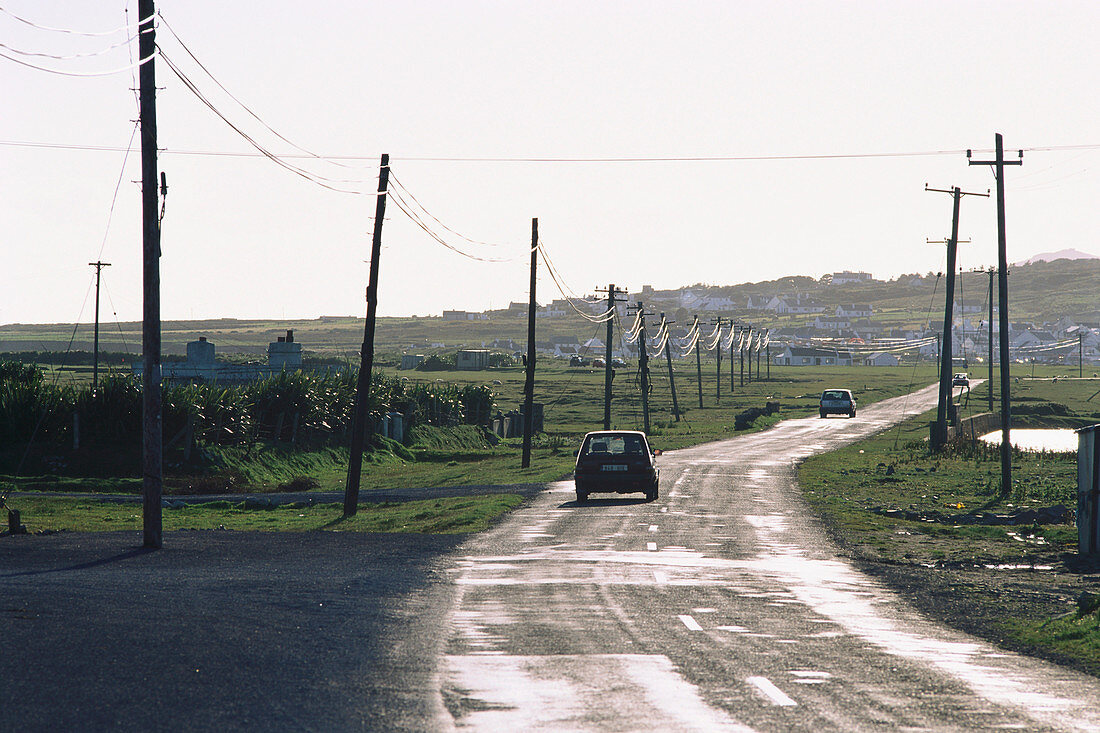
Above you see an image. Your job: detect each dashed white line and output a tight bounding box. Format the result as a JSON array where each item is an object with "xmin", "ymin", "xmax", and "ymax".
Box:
[
  {"xmin": 747, "ymin": 676, "xmax": 797, "ymax": 707},
  {"xmin": 646, "ymin": 542, "xmax": 658, "ymax": 552},
  {"xmin": 678, "ymin": 614, "xmax": 703, "ymax": 631},
  {"xmin": 648, "ymin": 525, "xmax": 659, "ymax": 533}
]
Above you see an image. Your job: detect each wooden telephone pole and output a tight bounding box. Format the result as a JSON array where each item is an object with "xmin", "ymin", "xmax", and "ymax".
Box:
[
  {"xmin": 729, "ymin": 322, "xmax": 737, "ymax": 393},
  {"xmin": 926, "ymin": 184, "xmax": 988, "ymax": 450},
  {"xmin": 596, "ymin": 284, "xmax": 626, "ymax": 430},
  {"xmin": 661, "ymin": 313, "xmax": 681, "ymax": 422},
  {"xmin": 693, "ymin": 316, "xmax": 703, "ymax": 409},
  {"xmin": 344, "ymin": 154, "xmax": 391, "ymax": 517},
  {"xmin": 969, "ymin": 135, "xmax": 1023, "ymax": 493},
  {"xmin": 631, "ymin": 303, "xmax": 653, "ymax": 434},
  {"xmin": 138, "ymin": 0, "xmax": 162, "ymax": 548},
  {"xmin": 88, "ymin": 261, "xmax": 111, "ymax": 394},
  {"xmin": 521, "ymin": 219, "xmax": 538, "ymax": 468},
  {"xmin": 710, "ymin": 318, "xmax": 724, "ymax": 403}
]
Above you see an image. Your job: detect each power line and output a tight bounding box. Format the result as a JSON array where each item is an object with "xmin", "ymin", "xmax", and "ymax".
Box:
[
  {"xmin": 0, "ymin": 47, "xmax": 155, "ymax": 76},
  {"xmin": 0, "ymin": 32, "xmax": 139, "ymax": 60},
  {"xmin": 0, "ymin": 5, "xmax": 152, "ymax": 36},
  {"xmin": 5, "ymin": 139, "xmax": 1100, "ymax": 163}
]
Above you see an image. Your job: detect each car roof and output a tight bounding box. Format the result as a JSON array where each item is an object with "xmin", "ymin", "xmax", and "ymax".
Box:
[{"xmin": 582, "ymin": 430, "xmax": 648, "ymax": 438}]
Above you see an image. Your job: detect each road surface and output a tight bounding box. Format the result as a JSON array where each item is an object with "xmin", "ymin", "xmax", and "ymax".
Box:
[{"xmin": 439, "ymin": 382, "xmax": 1100, "ymax": 731}]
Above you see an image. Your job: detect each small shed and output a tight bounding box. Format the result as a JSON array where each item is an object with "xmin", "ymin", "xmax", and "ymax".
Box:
[{"xmin": 456, "ymin": 349, "xmax": 490, "ymax": 371}]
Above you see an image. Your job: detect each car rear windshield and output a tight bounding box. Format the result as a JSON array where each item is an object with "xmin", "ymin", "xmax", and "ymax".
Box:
[
  {"xmin": 822, "ymin": 390, "xmax": 849, "ymax": 400},
  {"xmin": 582, "ymin": 435, "xmax": 647, "ymax": 457}
]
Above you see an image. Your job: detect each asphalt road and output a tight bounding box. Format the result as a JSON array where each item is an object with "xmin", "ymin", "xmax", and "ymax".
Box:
[
  {"xmin": 440, "ymin": 383, "xmax": 1100, "ymax": 731},
  {"xmin": 1, "ymin": 531, "xmax": 462, "ymax": 731}
]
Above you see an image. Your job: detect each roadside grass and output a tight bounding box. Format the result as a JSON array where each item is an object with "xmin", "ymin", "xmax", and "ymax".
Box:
[
  {"xmin": 7, "ymin": 494, "xmax": 524, "ymax": 534},
  {"xmin": 797, "ymin": 391, "xmax": 1100, "ymax": 673},
  {"xmin": 799, "ymin": 413, "xmax": 1078, "ymax": 565}
]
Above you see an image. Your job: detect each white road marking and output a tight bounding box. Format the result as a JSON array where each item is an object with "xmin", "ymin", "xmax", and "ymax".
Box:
[
  {"xmin": 747, "ymin": 676, "xmax": 797, "ymax": 707},
  {"xmin": 647, "ymin": 542, "xmax": 658, "ymax": 551},
  {"xmin": 649, "ymin": 525, "xmax": 659, "ymax": 532},
  {"xmin": 679, "ymin": 614, "xmax": 703, "ymax": 631},
  {"xmin": 445, "ymin": 654, "xmax": 753, "ymax": 731}
]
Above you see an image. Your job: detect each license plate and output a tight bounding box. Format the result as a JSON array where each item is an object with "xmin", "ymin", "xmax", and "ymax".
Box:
[{"xmin": 602, "ymin": 464, "xmax": 628, "ymax": 472}]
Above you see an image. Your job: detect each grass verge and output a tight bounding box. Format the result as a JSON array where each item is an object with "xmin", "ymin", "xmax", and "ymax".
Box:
[
  {"xmin": 798, "ymin": 405, "xmax": 1100, "ymax": 676},
  {"xmin": 6, "ymin": 494, "xmax": 525, "ymax": 534}
]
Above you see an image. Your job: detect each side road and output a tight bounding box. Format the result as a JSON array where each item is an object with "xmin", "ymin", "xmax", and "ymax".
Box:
[{"xmin": 0, "ymin": 530, "xmax": 470, "ymax": 731}]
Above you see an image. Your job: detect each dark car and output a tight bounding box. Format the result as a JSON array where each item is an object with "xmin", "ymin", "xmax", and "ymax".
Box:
[
  {"xmin": 819, "ymin": 388, "xmax": 856, "ymax": 418},
  {"xmin": 574, "ymin": 430, "xmax": 660, "ymax": 502}
]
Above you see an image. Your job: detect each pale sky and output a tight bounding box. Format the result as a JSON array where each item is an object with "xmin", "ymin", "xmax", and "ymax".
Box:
[{"xmin": 3, "ymin": 1, "xmax": 1099, "ymax": 326}]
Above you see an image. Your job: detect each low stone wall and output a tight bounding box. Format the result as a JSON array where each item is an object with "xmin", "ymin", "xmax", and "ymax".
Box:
[{"xmin": 947, "ymin": 411, "xmax": 1002, "ymax": 442}]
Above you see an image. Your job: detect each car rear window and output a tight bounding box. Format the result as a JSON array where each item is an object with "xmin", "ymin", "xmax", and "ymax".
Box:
[
  {"xmin": 822, "ymin": 390, "xmax": 849, "ymax": 400},
  {"xmin": 582, "ymin": 435, "xmax": 646, "ymax": 456}
]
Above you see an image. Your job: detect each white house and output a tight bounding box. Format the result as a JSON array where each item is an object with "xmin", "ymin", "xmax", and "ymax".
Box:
[
  {"xmin": 813, "ymin": 315, "xmax": 851, "ymax": 331},
  {"xmin": 773, "ymin": 346, "xmax": 853, "ymax": 366},
  {"xmin": 836, "ymin": 304, "xmax": 873, "ymax": 319},
  {"xmin": 863, "ymin": 352, "xmax": 900, "ymax": 367},
  {"xmin": 768, "ymin": 296, "xmax": 827, "ymax": 315}
]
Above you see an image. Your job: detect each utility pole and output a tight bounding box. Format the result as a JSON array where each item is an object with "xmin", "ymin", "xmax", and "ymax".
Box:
[
  {"xmin": 596, "ymin": 284, "xmax": 626, "ymax": 430},
  {"xmin": 138, "ymin": 0, "xmax": 162, "ymax": 549},
  {"xmin": 984, "ymin": 267, "xmax": 995, "ymax": 413},
  {"xmin": 926, "ymin": 184, "xmax": 988, "ymax": 450},
  {"xmin": 344, "ymin": 154, "xmax": 391, "ymax": 517},
  {"xmin": 88, "ymin": 261, "xmax": 111, "ymax": 394},
  {"xmin": 969, "ymin": 135, "xmax": 1023, "ymax": 493},
  {"xmin": 521, "ymin": 219, "xmax": 538, "ymax": 468},
  {"xmin": 757, "ymin": 333, "xmax": 763, "ymax": 379},
  {"xmin": 661, "ymin": 313, "xmax": 681, "ymax": 422},
  {"xmin": 1081, "ymin": 333, "xmax": 1085, "ymax": 379},
  {"xmin": 631, "ymin": 302, "xmax": 653, "ymax": 433},
  {"xmin": 746, "ymin": 329, "xmax": 753, "ymax": 383},
  {"xmin": 693, "ymin": 316, "xmax": 703, "ymax": 409},
  {"xmin": 729, "ymin": 322, "xmax": 736, "ymax": 393},
  {"xmin": 710, "ymin": 317, "xmax": 724, "ymax": 403},
  {"xmin": 740, "ymin": 326, "xmax": 748, "ymax": 387},
  {"xmin": 766, "ymin": 332, "xmax": 771, "ymax": 380}
]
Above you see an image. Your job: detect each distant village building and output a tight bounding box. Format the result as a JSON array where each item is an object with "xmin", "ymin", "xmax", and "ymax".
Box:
[
  {"xmin": 401, "ymin": 354, "xmax": 425, "ymax": 370},
  {"xmin": 835, "ymin": 304, "xmax": 873, "ymax": 319},
  {"xmin": 767, "ymin": 295, "xmax": 827, "ymax": 315},
  {"xmin": 862, "ymin": 352, "xmax": 900, "ymax": 367},
  {"xmin": 442, "ymin": 310, "xmax": 489, "ymax": 321},
  {"xmin": 830, "ymin": 271, "xmax": 875, "ymax": 285},
  {"xmin": 773, "ymin": 346, "xmax": 852, "ymax": 366}
]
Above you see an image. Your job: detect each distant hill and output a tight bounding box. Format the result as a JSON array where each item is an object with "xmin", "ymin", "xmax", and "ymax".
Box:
[{"xmin": 1015, "ymin": 248, "xmax": 1099, "ymax": 265}]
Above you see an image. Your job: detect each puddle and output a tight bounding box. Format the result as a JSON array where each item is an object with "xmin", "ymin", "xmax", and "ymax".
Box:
[{"xmin": 979, "ymin": 428, "xmax": 1077, "ymax": 453}]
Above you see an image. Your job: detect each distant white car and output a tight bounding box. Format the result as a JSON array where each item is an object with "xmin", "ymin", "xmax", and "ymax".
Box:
[{"xmin": 952, "ymin": 373, "xmax": 969, "ymax": 388}]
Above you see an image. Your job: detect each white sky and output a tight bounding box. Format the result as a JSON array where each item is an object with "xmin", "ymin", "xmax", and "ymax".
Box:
[{"xmin": 3, "ymin": 1, "xmax": 1099, "ymax": 325}]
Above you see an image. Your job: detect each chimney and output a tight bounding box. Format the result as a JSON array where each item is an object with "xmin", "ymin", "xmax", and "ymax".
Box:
[
  {"xmin": 199, "ymin": 336, "xmax": 207, "ymax": 342},
  {"xmin": 286, "ymin": 329, "xmax": 294, "ymax": 343}
]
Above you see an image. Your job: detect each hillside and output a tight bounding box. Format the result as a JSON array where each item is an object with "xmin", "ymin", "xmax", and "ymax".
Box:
[{"xmin": 3, "ymin": 258, "xmax": 1099, "ymax": 359}]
